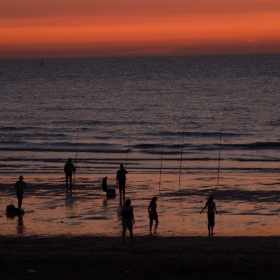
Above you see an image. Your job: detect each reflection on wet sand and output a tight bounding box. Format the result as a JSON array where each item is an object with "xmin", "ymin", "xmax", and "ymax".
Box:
[
  {"xmin": 6, "ymin": 214, "xmax": 25, "ymax": 235},
  {"xmin": 17, "ymin": 216, "xmax": 24, "ymax": 235},
  {"xmin": 66, "ymin": 188, "xmax": 73, "ymax": 197},
  {"xmin": 0, "ymin": 173, "xmax": 280, "ymax": 237}
]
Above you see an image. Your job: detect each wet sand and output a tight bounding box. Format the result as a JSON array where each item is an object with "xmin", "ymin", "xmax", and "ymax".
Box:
[
  {"xmin": 1, "ymin": 173, "xmax": 280, "ymax": 279},
  {"xmin": 1, "ymin": 235, "xmax": 280, "ymax": 279},
  {"xmin": 1, "ymin": 172, "xmax": 280, "ymax": 237}
]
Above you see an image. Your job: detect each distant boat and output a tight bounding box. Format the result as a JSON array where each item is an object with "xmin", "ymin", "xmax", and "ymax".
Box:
[{"xmin": 40, "ymin": 59, "xmax": 44, "ymax": 65}]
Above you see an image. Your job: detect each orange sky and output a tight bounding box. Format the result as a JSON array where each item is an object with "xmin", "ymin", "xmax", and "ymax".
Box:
[{"xmin": 1, "ymin": 0, "xmax": 280, "ymax": 59}]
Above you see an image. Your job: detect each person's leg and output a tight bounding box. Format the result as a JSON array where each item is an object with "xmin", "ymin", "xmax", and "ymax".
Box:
[
  {"xmin": 154, "ymin": 217, "xmax": 159, "ymax": 233},
  {"xmin": 119, "ymin": 185, "xmax": 122, "ymax": 199},
  {"xmin": 65, "ymin": 174, "xmax": 68, "ymax": 188},
  {"xmin": 69, "ymin": 174, "xmax": 72, "ymax": 188},
  {"xmin": 122, "ymin": 229, "xmax": 126, "ymax": 243},
  {"xmin": 149, "ymin": 218, "xmax": 153, "ymax": 235},
  {"xmin": 211, "ymin": 225, "xmax": 214, "ymax": 235},
  {"xmin": 17, "ymin": 195, "xmax": 23, "ymax": 209},
  {"xmin": 123, "ymin": 183, "xmax": 126, "ymax": 200},
  {"xmin": 208, "ymin": 213, "xmax": 215, "ymax": 236},
  {"xmin": 122, "ymin": 219, "xmax": 127, "ymax": 243},
  {"xmin": 207, "ymin": 213, "xmax": 212, "ymax": 236},
  {"xmin": 129, "ymin": 228, "xmax": 133, "ymax": 242}
]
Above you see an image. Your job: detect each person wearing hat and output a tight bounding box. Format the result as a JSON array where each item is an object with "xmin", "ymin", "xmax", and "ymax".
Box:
[
  {"xmin": 64, "ymin": 158, "xmax": 76, "ymax": 188},
  {"xmin": 15, "ymin": 175, "xmax": 26, "ymax": 209},
  {"xmin": 116, "ymin": 164, "xmax": 128, "ymax": 202}
]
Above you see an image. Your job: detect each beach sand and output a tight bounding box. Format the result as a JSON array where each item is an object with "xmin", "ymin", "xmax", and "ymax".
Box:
[
  {"xmin": 1, "ymin": 173, "xmax": 280, "ymax": 279},
  {"xmin": 1, "ymin": 235, "xmax": 280, "ymax": 279},
  {"xmin": 1, "ymin": 173, "xmax": 280, "ymax": 237}
]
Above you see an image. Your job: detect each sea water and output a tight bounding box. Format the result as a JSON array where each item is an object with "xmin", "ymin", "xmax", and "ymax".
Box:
[{"xmin": 0, "ymin": 54, "xmax": 280, "ymax": 237}]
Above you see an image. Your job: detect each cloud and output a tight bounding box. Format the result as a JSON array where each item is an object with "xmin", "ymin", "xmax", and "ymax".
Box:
[{"xmin": 1, "ymin": 0, "xmax": 279, "ymax": 20}]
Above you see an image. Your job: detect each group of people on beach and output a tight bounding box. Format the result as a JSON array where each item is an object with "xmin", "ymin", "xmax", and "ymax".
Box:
[
  {"xmin": 63, "ymin": 160, "xmax": 128, "ymax": 201},
  {"xmin": 115, "ymin": 164, "xmax": 159, "ymax": 242},
  {"xmin": 121, "ymin": 194, "xmax": 218, "ymax": 243},
  {"xmin": 114, "ymin": 162, "xmax": 218, "ymax": 240},
  {"xmin": 121, "ymin": 196, "xmax": 159, "ymax": 243},
  {"xmin": 14, "ymin": 159, "xmax": 218, "ymax": 241}
]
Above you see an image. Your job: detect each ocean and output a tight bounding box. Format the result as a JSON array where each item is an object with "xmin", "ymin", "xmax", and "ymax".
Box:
[
  {"xmin": 1, "ymin": 54, "xmax": 280, "ymax": 237},
  {"xmin": 1, "ymin": 54, "xmax": 280, "ymax": 175}
]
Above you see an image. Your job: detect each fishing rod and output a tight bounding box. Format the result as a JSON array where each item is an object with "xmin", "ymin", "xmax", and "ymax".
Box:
[
  {"xmin": 73, "ymin": 128, "xmax": 80, "ymax": 188},
  {"xmin": 125, "ymin": 128, "xmax": 132, "ymax": 168},
  {"xmin": 179, "ymin": 128, "xmax": 185, "ymax": 186},
  {"xmin": 158, "ymin": 134, "xmax": 164, "ymax": 196},
  {"xmin": 216, "ymin": 127, "xmax": 222, "ymax": 186},
  {"xmin": 215, "ymin": 125, "xmax": 224, "ymax": 226},
  {"xmin": 178, "ymin": 126, "xmax": 186, "ymax": 214}
]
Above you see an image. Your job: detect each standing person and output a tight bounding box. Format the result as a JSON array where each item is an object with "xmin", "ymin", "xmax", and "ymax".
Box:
[
  {"xmin": 148, "ymin": 196, "xmax": 159, "ymax": 235},
  {"xmin": 64, "ymin": 158, "xmax": 76, "ymax": 189},
  {"xmin": 122, "ymin": 199, "xmax": 135, "ymax": 244},
  {"xmin": 200, "ymin": 196, "xmax": 218, "ymax": 236},
  {"xmin": 15, "ymin": 175, "xmax": 26, "ymax": 209},
  {"xmin": 116, "ymin": 164, "xmax": 127, "ymax": 201}
]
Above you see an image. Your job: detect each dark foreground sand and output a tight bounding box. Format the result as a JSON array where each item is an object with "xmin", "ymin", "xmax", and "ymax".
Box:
[{"xmin": 1, "ymin": 235, "xmax": 280, "ymax": 280}]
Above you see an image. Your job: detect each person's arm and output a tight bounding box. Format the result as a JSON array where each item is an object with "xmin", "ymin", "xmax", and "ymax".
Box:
[
  {"xmin": 131, "ymin": 207, "xmax": 135, "ymax": 224},
  {"xmin": 200, "ymin": 205, "xmax": 206, "ymax": 214},
  {"xmin": 214, "ymin": 203, "xmax": 218, "ymax": 214}
]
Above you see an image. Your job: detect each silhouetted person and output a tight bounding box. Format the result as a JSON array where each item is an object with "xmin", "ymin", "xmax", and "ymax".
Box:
[
  {"xmin": 116, "ymin": 164, "xmax": 127, "ymax": 201},
  {"xmin": 148, "ymin": 196, "xmax": 159, "ymax": 235},
  {"xmin": 64, "ymin": 158, "xmax": 76, "ymax": 188},
  {"xmin": 122, "ymin": 199, "xmax": 135, "ymax": 244},
  {"xmin": 102, "ymin": 176, "xmax": 107, "ymax": 192},
  {"xmin": 200, "ymin": 196, "xmax": 218, "ymax": 236},
  {"xmin": 15, "ymin": 175, "xmax": 26, "ymax": 209}
]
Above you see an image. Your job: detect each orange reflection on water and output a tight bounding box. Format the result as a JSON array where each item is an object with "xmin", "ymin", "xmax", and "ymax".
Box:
[{"xmin": 1, "ymin": 173, "xmax": 280, "ymax": 237}]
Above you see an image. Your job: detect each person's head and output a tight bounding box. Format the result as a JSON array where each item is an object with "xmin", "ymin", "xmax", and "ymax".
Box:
[
  {"xmin": 68, "ymin": 158, "xmax": 72, "ymax": 162},
  {"xmin": 207, "ymin": 196, "xmax": 214, "ymax": 204},
  {"xmin": 19, "ymin": 175, "xmax": 24, "ymax": 181},
  {"xmin": 124, "ymin": 199, "xmax": 131, "ymax": 207},
  {"xmin": 120, "ymin": 163, "xmax": 124, "ymax": 169},
  {"xmin": 152, "ymin": 196, "xmax": 157, "ymax": 203}
]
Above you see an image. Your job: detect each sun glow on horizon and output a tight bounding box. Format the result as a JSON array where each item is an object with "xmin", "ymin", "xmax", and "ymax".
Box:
[{"xmin": 0, "ymin": 0, "xmax": 280, "ymax": 59}]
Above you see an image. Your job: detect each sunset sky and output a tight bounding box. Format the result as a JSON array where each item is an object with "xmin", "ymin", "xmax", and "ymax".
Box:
[{"xmin": 1, "ymin": 0, "xmax": 280, "ymax": 59}]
